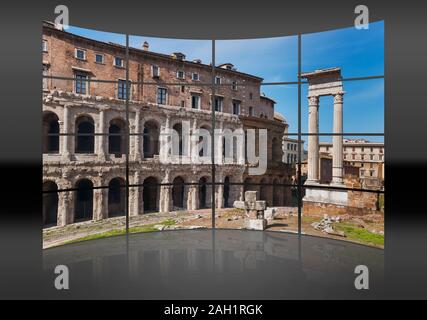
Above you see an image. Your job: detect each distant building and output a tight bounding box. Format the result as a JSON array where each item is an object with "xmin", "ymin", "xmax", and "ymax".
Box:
[
  {"xmin": 282, "ymin": 137, "xmax": 305, "ymax": 165},
  {"xmin": 319, "ymin": 139, "xmax": 384, "ymax": 180}
]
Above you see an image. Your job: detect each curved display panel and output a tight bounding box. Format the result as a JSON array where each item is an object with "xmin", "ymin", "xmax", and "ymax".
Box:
[{"xmin": 42, "ymin": 21, "xmax": 384, "ymax": 249}]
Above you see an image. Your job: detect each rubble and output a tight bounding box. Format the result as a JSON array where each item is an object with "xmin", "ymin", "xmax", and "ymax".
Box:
[{"xmin": 311, "ymin": 214, "xmax": 346, "ymax": 237}]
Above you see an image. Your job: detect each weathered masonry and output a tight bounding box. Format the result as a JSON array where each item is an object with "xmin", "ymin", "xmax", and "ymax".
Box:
[{"xmin": 42, "ymin": 22, "xmax": 293, "ymax": 228}]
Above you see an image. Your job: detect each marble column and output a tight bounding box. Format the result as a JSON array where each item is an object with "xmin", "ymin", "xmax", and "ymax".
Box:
[
  {"xmin": 307, "ymin": 96, "xmax": 319, "ymax": 184},
  {"xmin": 98, "ymin": 109, "xmax": 106, "ymax": 161},
  {"xmin": 62, "ymin": 105, "xmax": 71, "ymax": 160},
  {"xmin": 332, "ymin": 92, "xmax": 344, "ymax": 185}
]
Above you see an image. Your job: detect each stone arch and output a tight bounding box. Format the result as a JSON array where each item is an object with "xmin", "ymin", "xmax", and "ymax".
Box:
[
  {"xmin": 143, "ymin": 176, "xmax": 159, "ymax": 212},
  {"xmin": 74, "ymin": 178, "xmax": 94, "ymax": 222},
  {"xmin": 198, "ymin": 125, "xmax": 210, "ymax": 157},
  {"xmin": 244, "ymin": 177, "xmax": 259, "ymax": 197},
  {"xmin": 43, "ymin": 111, "xmax": 60, "ymax": 154},
  {"xmin": 43, "ymin": 180, "xmax": 58, "ymax": 227},
  {"xmin": 198, "ymin": 176, "xmax": 209, "ymax": 209},
  {"xmin": 108, "ymin": 177, "xmax": 125, "ymax": 217},
  {"xmin": 272, "ymin": 178, "xmax": 281, "ymax": 206},
  {"xmin": 259, "ymin": 178, "xmax": 268, "ymax": 205},
  {"xmin": 272, "ymin": 137, "xmax": 281, "ymax": 161},
  {"xmin": 172, "ymin": 123, "xmax": 183, "ymax": 156},
  {"xmin": 75, "ymin": 115, "xmax": 95, "ymax": 153},
  {"xmin": 109, "ymin": 118, "xmax": 126, "ymax": 155},
  {"xmin": 172, "ymin": 176, "xmax": 185, "ymax": 210},
  {"xmin": 143, "ymin": 120, "xmax": 160, "ymax": 158}
]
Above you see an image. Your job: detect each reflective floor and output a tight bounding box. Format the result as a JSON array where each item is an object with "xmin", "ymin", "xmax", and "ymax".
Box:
[{"xmin": 43, "ymin": 229, "xmax": 384, "ymax": 299}]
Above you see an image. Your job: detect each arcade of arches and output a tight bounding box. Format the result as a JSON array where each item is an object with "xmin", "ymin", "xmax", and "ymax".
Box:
[{"xmin": 43, "ymin": 94, "xmax": 292, "ymax": 228}]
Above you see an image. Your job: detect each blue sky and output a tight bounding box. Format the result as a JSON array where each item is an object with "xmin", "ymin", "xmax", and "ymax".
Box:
[{"xmin": 68, "ymin": 21, "xmax": 384, "ymax": 145}]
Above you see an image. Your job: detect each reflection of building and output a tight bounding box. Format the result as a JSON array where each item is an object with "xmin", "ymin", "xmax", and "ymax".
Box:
[
  {"xmin": 42, "ymin": 22, "xmax": 292, "ymax": 228},
  {"xmin": 319, "ymin": 139, "xmax": 384, "ymax": 180}
]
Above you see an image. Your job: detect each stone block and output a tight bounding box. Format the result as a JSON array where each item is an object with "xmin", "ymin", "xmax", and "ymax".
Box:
[
  {"xmin": 233, "ymin": 201, "xmax": 245, "ymax": 209},
  {"xmin": 245, "ymin": 218, "xmax": 267, "ymax": 230},
  {"xmin": 264, "ymin": 208, "xmax": 276, "ymax": 220},
  {"xmin": 245, "ymin": 191, "xmax": 258, "ymax": 203},
  {"xmin": 255, "ymin": 201, "xmax": 266, "ymax": 211}
]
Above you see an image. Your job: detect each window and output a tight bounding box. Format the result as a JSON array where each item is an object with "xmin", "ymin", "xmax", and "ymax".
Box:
[
  {"xmin": 215, "ymin": 76, "xmax": 221, "ymax": 85},
  {"xmin": 114, "ymin": 57, "xmax": 124, "ymax": 67},
  {"xmin": 75, "ymin": 72, "xmax": 88, "ymax": 94},
  {"xmin": 370, "ymin": 154, "xmax": 374, "ymax": 160},
  {"xmin": 191, "ymin": 94, "xmax": 200, "ymax": 109},
  {"xmin": 249, "ymin": 92, "xmax": 253, "ymax": 100},
  {"xmin": 177, "ymin": 70, "xmax": 185, "ymax": 79},
  {"xmin": 231, "ymin": 81, "xmax": 237, "ymax": 90},
  {"xmin": 152, "ymin": 65, "xmax": 160, "ymax": 77},
  {"xmin": 117, "ymin": 80, "xmax": 130, "ymax": 100},
  {"xmin": 249, "ymin": 106, "xmax": 254, "ymax": 116},
  {"xmin": 157, "ymin": 87, "xmax": 167, "ymax": 105},
  {"xmin": 95, "ymin": 54, "xmax": 104, "ymax": 64},
  {"xmin": 75, "ymin": 48, "xmax": 86, "ymax": 60},
  {"xmin": 192, "ymin": 73, "xmax": 199, "ymax": 81},
  {"xmin": 42, "ymin": 40, "xmax": 48, "ymax": 52},
  {"xmin": 232, "ymin": 100, "xmax": 240, "ymax": 115},
  {"xmin": 214, "ymin": 97, "xmax": 223, "ymax": 112},
  {"xmin": 181, "ymin": 100, "xmax": 185, "ymax": 108}
]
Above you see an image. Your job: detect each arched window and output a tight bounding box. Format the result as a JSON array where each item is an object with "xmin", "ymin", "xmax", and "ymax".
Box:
[
  {"xmin": 75, "ymin": 115, "xmax": 95, "ymax": 153},
  {"xmin": 172, "ymin": 176, "xmax": 185, "ymax": 209},
  {"xmin": 43, "ymin": 181, "xmax": 58, "ymax": 227},
  {"xmin": 143, "ymin": 120, "xmax": 160, "ymax": 158},
  {"xmin": 172, "ymin": 123, "xmax": 183, "ymax": 156},
  {"xmin": 74, "ymin": 179, "xmax": 93, "ymax": 221},
  {"xmin": 198, "ymin": 177, "xmax": 208, "ymax": 209},
  {"xmin": 109, "ymin": 118, "xmax": 126, "ymax": 155},
  {"xmin": 198, "ymin": 126, "xmax": 210, "ymax": 157},
  {"xmin": 108, "ymin": 177, "xmax": 125, "ymax": 217},
  {"xmin": 43, "ymin": 112, "xmax": 59, "ymax": 154}
]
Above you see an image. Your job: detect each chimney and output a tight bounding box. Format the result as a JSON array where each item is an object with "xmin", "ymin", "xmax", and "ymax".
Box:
[
  {"xmin": 142, "ymin": 41, "xmax": 149, "ymax": 51},
  {"xmin": 193, "ymin": 59, "xmax": 202, "ymax": 64}
]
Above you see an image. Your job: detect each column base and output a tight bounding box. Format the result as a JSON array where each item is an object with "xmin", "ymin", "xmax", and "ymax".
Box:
[{"xmin": 303, "ymin": 185, "xmax": 348, "ymax": 206}]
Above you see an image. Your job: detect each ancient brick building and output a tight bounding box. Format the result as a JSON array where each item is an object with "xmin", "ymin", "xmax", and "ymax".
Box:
[{"xmin": 42, "ymin": 22, "xmax": 293, "ymax": 227}]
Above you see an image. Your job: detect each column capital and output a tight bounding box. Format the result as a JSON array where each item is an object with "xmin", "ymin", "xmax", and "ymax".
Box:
[
  {"xmin": 308, "ymin": 95, "xmax": 319, "ymax": 106},
  {"xmin": 333, "ymin": 92, "xmax": 345, "ymax": 103}
]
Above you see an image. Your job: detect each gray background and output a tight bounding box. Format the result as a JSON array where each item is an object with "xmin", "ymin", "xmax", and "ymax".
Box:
[{"xmin": 0, "ymin": 0, "xmax": 426, "ymax": 299}]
